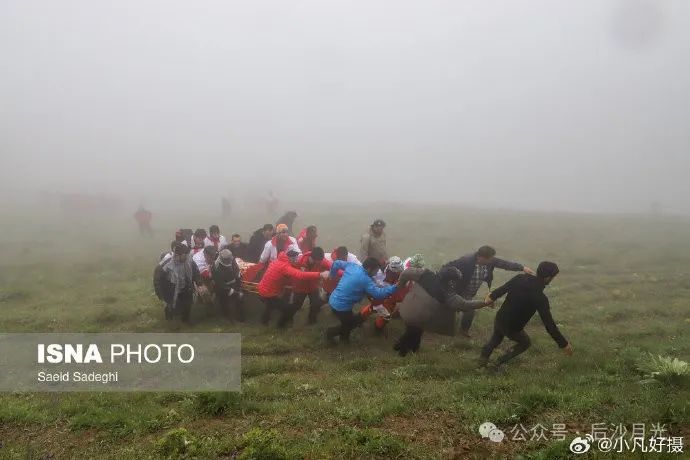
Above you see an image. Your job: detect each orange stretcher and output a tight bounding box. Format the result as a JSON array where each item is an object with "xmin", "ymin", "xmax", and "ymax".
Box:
[{"xmin": 236, "ymin": 259, "xmax": 293, "ymax": 296}]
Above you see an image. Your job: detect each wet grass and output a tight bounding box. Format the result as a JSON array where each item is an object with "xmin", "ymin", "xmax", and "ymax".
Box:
[{"xmin": 0, "ymin": 205, "xmax": 688, "ymax": 458}]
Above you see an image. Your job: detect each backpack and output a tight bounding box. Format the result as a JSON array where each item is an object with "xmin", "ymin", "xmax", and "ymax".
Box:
[{"xmin": 153, "ymin": 259, "xmax": 172, "ymax": 302}]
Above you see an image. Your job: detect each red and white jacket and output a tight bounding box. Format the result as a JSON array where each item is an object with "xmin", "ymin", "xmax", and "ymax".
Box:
[
  {"xmin": 259, "ymin": 236, "xmax": 299, "ymax": 264},
  {"xmin": 323, "ymin": 249, "xmax": 361, "ymax": 293},
  {"xmin": 192, "ymin": 251, "xmax": 211, "ymax": 278},
  {"xmin": 297, "ymin": 228, "xmax": 317, "ymax": 253},
  {"xmin": 293, "ymin": 252, "xmax": 332, "ymax": 294},
  {"xmin": 204, "ymin": 235, "xmax": 227, "ymax": 250}
]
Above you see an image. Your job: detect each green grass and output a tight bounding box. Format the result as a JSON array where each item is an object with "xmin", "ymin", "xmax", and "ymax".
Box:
[{"xmin": 0, "ymin": 204, "xmax": 688, "ymax": 458}]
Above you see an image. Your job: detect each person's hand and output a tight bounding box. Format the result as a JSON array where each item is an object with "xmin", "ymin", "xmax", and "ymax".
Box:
[
  {"xmin": 523, "ymin": 266, "xmax": 536, "ymax": 275},
  {"xmin": 320, "ymin": 271, "xmax": 330, "ymax": 279},
  {"xmin": 484, "ymin": 294, "xmax": 495, "ymax": 308},
  {"xmin": 562, "ymin": 343, "xmax": 574, "ymax": 356}
]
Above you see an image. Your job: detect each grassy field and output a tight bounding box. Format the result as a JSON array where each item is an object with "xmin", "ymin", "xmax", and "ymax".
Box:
[{"xmin": 0, "ymin": 204, "xmax": 688, "ymax": 459}]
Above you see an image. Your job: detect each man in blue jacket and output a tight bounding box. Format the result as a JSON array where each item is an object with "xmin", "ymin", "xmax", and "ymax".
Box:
[{"xmin": 325, "ymin": 257, "xmax": 398, "ymax": 345}]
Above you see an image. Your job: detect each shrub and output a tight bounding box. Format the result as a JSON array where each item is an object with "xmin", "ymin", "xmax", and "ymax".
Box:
[
  {"xmin": 338, "ymin": 427, "xmax": 409, "ymax": 458},
  {"xmin": 637, "ymin": 354, "xmax": 689, "ymax": 386},
  {"xmin": 155, "ymin": 428, "xmax": 199, "ymax": 457},
  {"xmin": 238, "ymin": 428, "xmax": 290, "ymax": 460},
  {"xmin": 193, "ymin": 392, "xmax": 242, "ymax": 416}
]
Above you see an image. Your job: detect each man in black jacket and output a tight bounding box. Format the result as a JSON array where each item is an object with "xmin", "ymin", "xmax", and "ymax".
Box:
[
  {"xmin": 246, "ymin": 224, "xmax": 274, "ymax": 263},
  {"xmin": 443, "ymin": 245, "xmax": 533, "ymax": 336},
  {"xmin": 228, "ymin": 233, "xmax": 250, "ymax": 260},
  {"xmin": 479, "ymin": 261, "xmax": 573, "ymax": 367},
  {"xmin": 212, "ymin": 249, "xmax": 244, "ymax": 321},
  {"xmin": 158, "ymin": 243, "xmax": 202, "ymax": 323}
]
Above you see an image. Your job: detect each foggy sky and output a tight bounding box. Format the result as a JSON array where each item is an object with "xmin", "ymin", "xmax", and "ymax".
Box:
[{"xmin": 1, "ymin": 0, "xmax": 689, "ymax": 214}]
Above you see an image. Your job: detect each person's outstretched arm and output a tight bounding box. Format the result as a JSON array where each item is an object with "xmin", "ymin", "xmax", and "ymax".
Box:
[
  {"xmin": 445, "ymin": 294, "xmax": 488, "ymax": 312},
  {"xmin": 397, "ymin": 268, "xmax": 425, "ymax": 285},
  {"xmin": 259, "ymin": 242, "xmax": 272, "ymax": 264},
  {"xmin": 536, "ymin": 295, "xmax": 569, "ymax": 349},
  {"xmin": 365, "ymin": 277, "xmax": 397, "ymax": 299},
  {"xmin": 330, "ymin": 260, "xmax": 347, "ymax": 278},
  {"xmin": 285, "ymin": 265, "xmax": 322, "ymax": 281},
  {"xmin": 488, "ymin": 275, "xmax": 521, "ymax": 301},
  {"xmin": 493, "ymin": 257, "xmax": 524, "ymax": 272}
]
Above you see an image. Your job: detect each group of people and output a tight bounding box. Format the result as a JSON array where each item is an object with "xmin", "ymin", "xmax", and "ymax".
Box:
[{"xmin": 152, "ymin": 213, "xmax": 574, "ymax": 368}]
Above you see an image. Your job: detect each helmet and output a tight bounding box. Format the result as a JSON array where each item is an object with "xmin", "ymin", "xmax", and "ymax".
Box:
[{"xmin": 387, "ymin": 256, "xmax": 404, "ymax": 273}]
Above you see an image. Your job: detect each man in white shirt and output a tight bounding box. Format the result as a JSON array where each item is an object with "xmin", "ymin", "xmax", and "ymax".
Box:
[
  {"xmin": 204, "ymin": 225, "xmax": 228, "ymax": 250},
  {"xmin": 259, "ymin": 223, "xmax": 300, "ymax": 264},
  {"xmin": 325, "ymin": 246, "xmax": 361, "ymax": 265}
]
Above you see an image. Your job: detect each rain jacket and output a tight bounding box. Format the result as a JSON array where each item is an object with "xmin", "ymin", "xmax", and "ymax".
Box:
[
  {"xmin": 397, "ymin": 268, "xmax": 485, "ymax": 327},
  {"xmin": 328, "ymin": 260, "xmax": 397, "ymax": 312},
  {"xmin": 293, "ymin": 252, "xmax": 332, "ymax": 294},
  {"xmin": 258, "ymin": 252, "xmax": 321, "ymax": 298}
]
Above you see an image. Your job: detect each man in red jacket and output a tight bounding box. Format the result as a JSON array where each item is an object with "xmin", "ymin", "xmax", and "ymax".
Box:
[
  {"xmin": 258, "ymin": 249, "xmax": 329, "ymax": 328},
  {"xmin": 292, "ymin": 247, "xmax": 332, "ymax": 324},
  {"xmin": 323, "ymin": 246, "xmax": 360, "ymax": 297}
]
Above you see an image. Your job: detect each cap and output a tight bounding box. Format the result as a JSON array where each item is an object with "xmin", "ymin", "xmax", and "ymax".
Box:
[
  {"xmin": 276, "ymin": 223, "xmax": 289, "ymax": 233},
  {"xmin": 372, "ymin": 219, "xmax": 386, "ymax": 228},
  {"xmin": 286, "ymin": 249, "xmax": 301, "ymax": 262},
  {"xmin": 405, "ymin": 253, "xmax": 425, "ymax": 269},
  {"xmin": 218, "ymin": 249, "xmax": 234, "ymax": 267}
]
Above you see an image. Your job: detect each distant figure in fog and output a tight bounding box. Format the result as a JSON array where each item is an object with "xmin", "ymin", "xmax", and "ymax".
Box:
[
  {"xmin": 266, "ymin": 190, "xmax": 279, "ymax": 216},
  {"xmin": 133, "ymin": 206, "xmax": 153, "ymax": 236},
  {"xmin": 276, "ymin": 211, "xmax": 298, "ymax": 235},
  {"xmin": 221, "ymin": 197, "xmax": 232, "ymax": 219}
]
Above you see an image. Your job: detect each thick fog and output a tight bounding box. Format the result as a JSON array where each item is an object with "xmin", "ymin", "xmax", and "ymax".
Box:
[{"xmin": 1, "ymin": 0, "xmax": 689, "ymax": 214}]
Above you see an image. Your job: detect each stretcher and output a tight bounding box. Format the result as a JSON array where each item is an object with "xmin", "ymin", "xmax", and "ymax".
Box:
[
  {"xmin": 236, "ymin": 257, "xmax": 458, "ymax": 335},
  {"xmin": 236, "ymin": 259, "xmax": 294, "ymax": 296}
]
